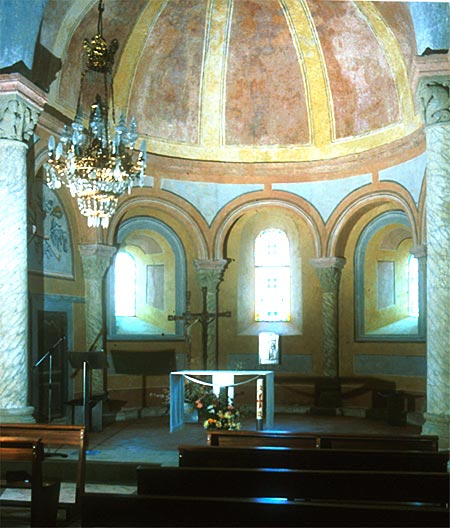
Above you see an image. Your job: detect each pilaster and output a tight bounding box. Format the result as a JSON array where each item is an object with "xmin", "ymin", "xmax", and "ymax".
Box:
[
  {"xmin": 417, "ymin": 76, "xmax": 450, "ymax": 449},
  {"xmin": 0, "ymin": 74, "xmax": 45, "ymax": 423}
]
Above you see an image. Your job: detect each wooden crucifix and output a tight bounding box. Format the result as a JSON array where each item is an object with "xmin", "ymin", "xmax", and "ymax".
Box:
[{"xmin": 168, "ymin": 287, "xmax": 231, "ymax": 369}]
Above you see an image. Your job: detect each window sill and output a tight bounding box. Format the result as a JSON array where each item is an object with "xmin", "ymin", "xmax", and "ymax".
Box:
[{"xmin": 238, "ymin": 321, "xmax": 301, "ymax": 336}]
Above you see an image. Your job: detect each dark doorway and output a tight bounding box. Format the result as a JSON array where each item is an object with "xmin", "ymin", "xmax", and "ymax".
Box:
[{"xmin": 32, "ymin": 310, "xmax": 68, "ymax": 422}]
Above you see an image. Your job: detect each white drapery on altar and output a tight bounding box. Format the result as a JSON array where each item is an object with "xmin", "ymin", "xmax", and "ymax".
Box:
[{"xmin": 170, "ymin": 370, "xmax": 274, "ymax": 432}]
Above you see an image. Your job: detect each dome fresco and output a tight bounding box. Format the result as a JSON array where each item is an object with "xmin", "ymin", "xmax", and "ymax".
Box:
[{"xmin": 51, "ymin": 0, "xmax": 421, "ymax": 164}]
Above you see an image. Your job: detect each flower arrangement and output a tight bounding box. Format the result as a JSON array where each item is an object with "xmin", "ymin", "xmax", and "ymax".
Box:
[
  {"xmin": 184, "ymin": 381, "xmax": 217, "ymax": 412},
  {"xmin": 202, "ymin": 392, "xmax": 241, "ymax": 431},
  {"xmin": 184, "ymin": 380, "xmax": 241, "ymax": 430}
]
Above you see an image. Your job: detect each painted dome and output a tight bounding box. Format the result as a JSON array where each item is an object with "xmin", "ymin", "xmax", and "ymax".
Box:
[{"xmin": 52, "ymin": 0, "xmax": 421, "ymax": 164}]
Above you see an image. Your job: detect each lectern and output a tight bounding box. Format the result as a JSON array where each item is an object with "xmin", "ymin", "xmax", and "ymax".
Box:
[{"xmin": 68, "ymin": 352, "xmax": 108, "ymax": 432}]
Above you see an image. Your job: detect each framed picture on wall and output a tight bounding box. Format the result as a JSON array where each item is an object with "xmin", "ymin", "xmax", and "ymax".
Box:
[{"xmin": 258, "ymin": 332, "xmax": 279, "ymax": 365}]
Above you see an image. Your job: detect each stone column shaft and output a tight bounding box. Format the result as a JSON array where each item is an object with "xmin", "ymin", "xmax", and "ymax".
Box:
[
  {"xmin": 418, "ymin": 77, "xmax": 450, "ymax": 449},
  {"xmin": 194, "ymin": 259, "xmax": 228, "ymax": 370},
  {"xmin": 311, "ymin": 257, "xmax": 346, "ymax": 378},
  {"xmin": 79, "ymin": 244, "xmax": 116, "ymax": 394},
  {"xmin": 0, "ymin": 75, "xmax": 45, "ymax": 422},
  {"xmin": 410, "ymin": 245, "xmax": 427, "ymax": 338}
]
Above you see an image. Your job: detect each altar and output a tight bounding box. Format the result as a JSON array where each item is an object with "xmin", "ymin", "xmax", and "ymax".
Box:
[{"xmin": 170, "ymin": 370, "xmax": 274, "ymax": 432}]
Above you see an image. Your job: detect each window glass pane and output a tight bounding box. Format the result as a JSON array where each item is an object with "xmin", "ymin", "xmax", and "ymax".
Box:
[
  {"xmin": 114, "ymin": 252, "xmax": 136, "ymax": 316},
  {"xmin": 255, "ymin": 229, "xmax": 290, "ymax": 322},
  {"xmin": 255, "ymin": 229, "xmax": 289, "ymax": 266}
]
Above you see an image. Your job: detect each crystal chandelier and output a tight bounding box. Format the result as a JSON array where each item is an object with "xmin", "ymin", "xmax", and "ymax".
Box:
[{"xmin": 45, "ymin": 0, "xmax": 146, "ymax": 228}]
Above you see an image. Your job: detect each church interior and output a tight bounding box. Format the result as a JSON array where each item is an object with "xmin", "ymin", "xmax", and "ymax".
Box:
[{"xmin": 0, "ymin": 0, "xmax": 449, "ymax": 526}]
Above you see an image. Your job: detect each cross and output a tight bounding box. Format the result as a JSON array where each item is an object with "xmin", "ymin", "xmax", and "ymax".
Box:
[{"xmin": 168, "ymin": 287, "xmax": 231, "ymax": 369}]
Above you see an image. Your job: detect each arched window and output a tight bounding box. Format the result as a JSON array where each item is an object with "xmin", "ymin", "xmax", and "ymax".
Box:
[
  {"xmin": 114, "ymin": 251, "xmax": 136, "ymax": 317},
  {"xmin": 255, "ymin": 229, "xmax": 290, "ymax": 322},
  {"xmin": 354, "ymin": 211, "xmax": 424, "ymax": 341},
  {"xmin": 107, "ymin": 217, "xmax": 186, "ymax": 340}
]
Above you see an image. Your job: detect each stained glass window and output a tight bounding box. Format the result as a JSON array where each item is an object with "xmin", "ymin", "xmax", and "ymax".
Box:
[{"xmin": 255, "ymin": 229, "xmax": 290, "ymax": 321}]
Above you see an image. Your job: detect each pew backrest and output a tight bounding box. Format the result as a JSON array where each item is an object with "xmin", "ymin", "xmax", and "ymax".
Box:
[
  {"xmin": 178, "ymin": 445, "xmax": 450, "ymax": 472},
  {"xmin": 206, "ymin": 430, "xmax": 439, "ymax": 451},
  {"xmin": 81, "ymin": 492, "xmax": 450, "ymax": 527},
  {"xmin": 0, "ymin": 436, "xmax": 61, "ymax": 526},
  {"xmin": 137, "ymin": 465, "xmax": 449, "ymax": 506},
  {"xmin": 0, "ymin": 423, "xmax": 86, "ymax": 509}
]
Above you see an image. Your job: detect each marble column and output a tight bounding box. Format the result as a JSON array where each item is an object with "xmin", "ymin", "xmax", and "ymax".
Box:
[
  {"xmin": 410, "ymin": 245, "xmax": 427, "ymax": 339},
  {"xmin": 79, "ymin": 243, "xmax": 116, "ymax": 394},
  {"xmin": 418, "ymin": 77, "xmax": 450, "ymax": 449},
  {"xmin": 310, "ymin": 257, "xmax": 346, "ymax": 378},
  {"xmin": 0, "ymin": 75, "xmax": 45, "ymax": 422},
  {"xmin": 194, "ymin": 259, "xmax": 228, "ymax": 370}
]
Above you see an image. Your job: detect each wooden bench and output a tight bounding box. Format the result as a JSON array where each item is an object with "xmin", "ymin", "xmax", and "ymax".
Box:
[
  {"xmin": 81, "ymin": 492, "xmax": 449, "ymax": 527},
  {"xmin": 206, "ymin": 430, "xmax": 440, "ymax": 451},
  {"xmin": 178, "ymin": 445, "xmax": 450, "ymax": 472},
  {"xmin": 0, "ymin": 423, "xmax": 87, "ymax": 518},
  {"xmin": 137, "ymin": 465, "xmax": 449, "ymax": 507},
  {"xmin": 0, "ymin": 436, "xmax": 60, "ymax": 527}
]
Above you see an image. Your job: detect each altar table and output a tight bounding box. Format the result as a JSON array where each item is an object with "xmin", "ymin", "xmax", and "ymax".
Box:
[{"xmin": 170, "ymin": 370, "xmax": 274, "ymax": 432}]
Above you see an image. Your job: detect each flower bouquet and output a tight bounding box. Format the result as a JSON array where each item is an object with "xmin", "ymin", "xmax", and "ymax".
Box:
[{"xmin": 202, "ymin": 392, "xmax": 241, "ymax": 430}]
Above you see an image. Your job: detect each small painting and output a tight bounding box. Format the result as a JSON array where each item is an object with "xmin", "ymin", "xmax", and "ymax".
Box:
[{"xmin": 258, "ymin": 332, "xmax": 279, "ymax": 365}]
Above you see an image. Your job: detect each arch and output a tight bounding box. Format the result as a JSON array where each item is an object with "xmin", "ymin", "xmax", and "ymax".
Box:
[
  {"xmin": 326, "ymin": 186, "xmax": 419, "ymax": 257},
  {"xmin": 212, "ymin": 196, "xmax": 323, "ymax": 260},
  {"xmin": 354, "ymin": 210, "xmax": 424, "ymax": 341},
  {"xmin": 107, "ymin": 195, "xmax": 209, "ymax": 259},
  {"xmin": 106, "ymin": 216, "xmax": 187, "ymax": 340}
]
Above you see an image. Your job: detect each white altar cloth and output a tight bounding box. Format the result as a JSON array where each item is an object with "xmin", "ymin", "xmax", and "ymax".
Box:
[{"xmin": 170, "ymin": 370, "xmax": 274, "ymax": 432}]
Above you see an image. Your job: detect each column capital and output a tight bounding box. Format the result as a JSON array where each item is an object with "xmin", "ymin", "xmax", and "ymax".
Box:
[
  {"xmin": 194, "ymin": 258, "xmax": 228, "ymax": 291},
  {"xmin": 417, "ymin": 76, "xmax": 450, "ymax": 127},
  {"xmin": 0, "ymin": 73, "xmax": 46, "ymax": 142},
  {"xmin": 79, "ymin": 244, "xmax": 117, "ymax": 280},
  {"xmin": 410, "ymin": 245, "xmax": 427, "ymax": 259},
  {"xmin": 311, "ymin": 257, "xmax": 346, "ymax": 294},
  {"xmin": 310, "ymin": 257, "xmax": 346, "ymax": 271}
]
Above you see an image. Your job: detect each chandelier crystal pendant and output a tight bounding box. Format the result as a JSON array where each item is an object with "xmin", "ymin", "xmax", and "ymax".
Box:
[{"xmin": 45, "ymin": 0, "xmax": 146, "ymax": 229}]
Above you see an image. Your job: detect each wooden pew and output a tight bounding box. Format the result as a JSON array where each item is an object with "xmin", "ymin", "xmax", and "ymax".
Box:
[
  {"xmin": 137, "ymin": 465, "xmax": 449, "ymax": 507},
  {"xmin": 0, "ymin": 423, "xmax": 87, "ymax": 518},
  {"xmin": 207, "ymin": 430, "xmax": 320, "ymax": 448},
  {"xmin": 178, "ymin": 445, "xmax": 450, "ymax": 472},
  {"xmin": 319, "ymin": 433, "xmax": 439, "ymax": 451},
  {"xmin": 81, "ymin": 492, "xmax": 449, "ymax": 527},
  {"xmin": 0, "ymin": 436, "xmax": 60, "ymax": 527},
  {"xmin": 206, "ymin": 430, "xmax": 439, "ymax": 451}
]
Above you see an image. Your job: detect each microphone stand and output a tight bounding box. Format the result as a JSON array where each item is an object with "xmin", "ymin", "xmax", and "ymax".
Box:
[{"xmin": 34, "ymin": 336, "xmax": 66, "ymax": 423}]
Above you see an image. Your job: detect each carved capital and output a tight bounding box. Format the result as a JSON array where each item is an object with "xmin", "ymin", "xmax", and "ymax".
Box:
[
  {"xmin": 410, "ymin": 245, "xmax": 427, "ymax": 259},
  {"xmin": 310, "ymin": 257, "xmax": 346, "ymax": 293},
  {"xmin": 194, "ymin": 259, "xmax": 228, "ymax": 291},
  {"xmin": 79, "ymin": 244, "xmax": 117, "ymax": 280},
  {"xmin": 0, "ymin": 96, "xmax": 40, "ymax": 142},
  {"xmin": 0, "ymin": 75, "xmax": 46, "ymax": 142},
  {"xmin": 418, "ymin": 77, "xmax": 450, "ymax": 126}
]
